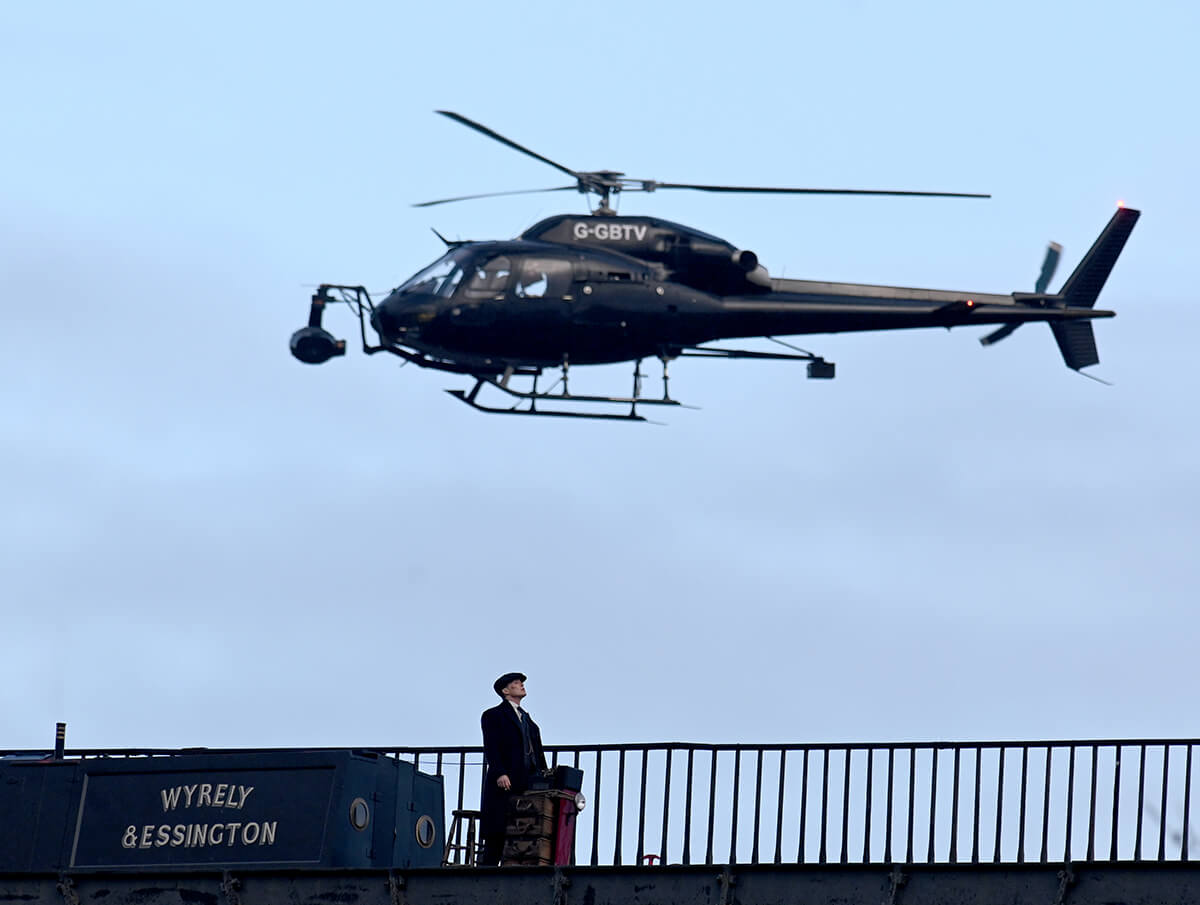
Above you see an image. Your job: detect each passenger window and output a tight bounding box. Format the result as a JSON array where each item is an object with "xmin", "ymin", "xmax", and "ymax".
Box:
[
  {"xmin": 463, "ymin": 256, "xmax": 512, "ymax": 298},
  {"xmin": 514, "ymin": 258, "xmax": 572, "ymax": 299}
]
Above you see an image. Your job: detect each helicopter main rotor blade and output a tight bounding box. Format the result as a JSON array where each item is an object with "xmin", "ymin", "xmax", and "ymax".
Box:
[
  {"xmin": 413, "ymin": 185, "xmax": 578, "ymax": 209},
  {"xmin": 650, "ymin": 183, "xmax": 991, "ymax": 199},
  {"xmin": 436, "ymin": 111, "xmax": 582, "ymax": 182}
]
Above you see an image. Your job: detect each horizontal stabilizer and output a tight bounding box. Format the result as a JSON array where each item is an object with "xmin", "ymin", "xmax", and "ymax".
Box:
[
  {"xmin": 1058, "ymin": 207, "xmax": 1140, "ymax": 308},
  {"xmin": 1050, "ymin": 321, "xmax": 1099, "ymax": 370}
]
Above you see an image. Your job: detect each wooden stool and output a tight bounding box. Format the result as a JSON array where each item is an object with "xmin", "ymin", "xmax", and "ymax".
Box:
[{"xmin": 442, "ymin": 809, "xmax": 482, "ymax": 866}]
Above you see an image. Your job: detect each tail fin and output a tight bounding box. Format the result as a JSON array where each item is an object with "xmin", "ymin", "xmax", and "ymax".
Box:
[
  {"xmin": 1057, "ymin": 206, "xmax": 1140, "ymax": 309},
  {"xmin": 1049, "ymin": 206, "xmax": 1139, "ymax": 370},
  {"xmin": 1050, "ymin": 321, "xmax": 1099, "ymax": 370}
]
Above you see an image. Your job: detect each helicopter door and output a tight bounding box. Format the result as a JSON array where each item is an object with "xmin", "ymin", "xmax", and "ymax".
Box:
[
  {"xmin": 507, "ymin": 257, "xmax": 573, "ymax": 355},
  {"xmin": 570, "ymin": 262, "xmax": 657, "ymax": 359},
  {"xmin": 513, "ymin": 257, "xmax": 572, "ymax": 301}
]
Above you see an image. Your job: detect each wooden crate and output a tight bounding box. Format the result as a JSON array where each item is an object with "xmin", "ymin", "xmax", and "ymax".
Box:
[
  {"xmin": 506, "ymin": 813, "xmax": 556, "ymax": 838},
  {"xmin": 502, "ymin": 835, "xmax": 553, "ymax": 865},
  {"xmin": 508, "ymin": 792, "xmax": 556, "ymax": 818}
]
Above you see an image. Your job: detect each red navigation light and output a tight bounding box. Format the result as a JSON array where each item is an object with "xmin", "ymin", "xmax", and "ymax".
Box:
[
  {"xmin": 1117, "ymin": 200, "xmax": 1126, "ymax": 208},
  {"xmin": 966, "ymin": 299, "xmax": 976, "ymax": 308}
]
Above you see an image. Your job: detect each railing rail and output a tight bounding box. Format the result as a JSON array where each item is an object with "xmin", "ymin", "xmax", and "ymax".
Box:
[
  {"xmin": 9, "ymin": 739, "xmax": 1198, "ymax": 866},
  {"xmin": 394, "ymin": 741, "xmax": 1200, "ymax": 866}
]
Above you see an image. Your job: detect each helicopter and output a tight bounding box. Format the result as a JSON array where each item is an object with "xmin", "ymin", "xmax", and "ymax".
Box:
[{"xmin": 290, "ymin": 111, "xmax": 1140, "ymax": 421}]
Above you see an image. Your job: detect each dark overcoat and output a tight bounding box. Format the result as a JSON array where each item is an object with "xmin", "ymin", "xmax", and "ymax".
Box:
[{"xmin": 480, "ymin": 701, "xmax": 548, "ymax": 837}]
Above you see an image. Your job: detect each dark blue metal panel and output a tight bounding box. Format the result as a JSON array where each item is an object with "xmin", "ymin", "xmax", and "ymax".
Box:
[
  {"xmin": 0, "ymin": 758, "xmax": 79, "ymax": 871},
  {"xmin": 0, "ymin": 750, "xmax": 443, "ymax": 872},
  {"xmin": 70, "ymin": 762, "xmax": 334, "ymax": 868}
]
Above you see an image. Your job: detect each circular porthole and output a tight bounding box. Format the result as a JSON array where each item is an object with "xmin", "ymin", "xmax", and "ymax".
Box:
[
  {"xmin": 414, "ymin": 815, "xmax": 436, "ymax": 848},
  {"xmin": 349, "ymin": 797, "xmax": 371, "ymax": 831}
]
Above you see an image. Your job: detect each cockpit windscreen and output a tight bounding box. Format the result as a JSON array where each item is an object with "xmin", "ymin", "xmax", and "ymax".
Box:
[{"xmin": 395, "ymin": 251, "xmax": 466, "ymax": 298}]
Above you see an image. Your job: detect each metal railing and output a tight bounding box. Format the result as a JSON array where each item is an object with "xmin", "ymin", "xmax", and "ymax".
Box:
[
  {"xmin": 9, "ymin": 739, "xmax": 1197, "ymax": 866},
  {"xmin": 391, "ymin": 740, "xmax": 1200, "ymax": 866}
]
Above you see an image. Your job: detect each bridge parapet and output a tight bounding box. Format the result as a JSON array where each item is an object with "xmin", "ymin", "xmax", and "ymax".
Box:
[
  {"xmin": 400, "ymin": 739, "xmax": 1197, "ymax": 867},
  {"xmin": 16, "ymin": 738, "xmax": 1195, "ymax": 868}
]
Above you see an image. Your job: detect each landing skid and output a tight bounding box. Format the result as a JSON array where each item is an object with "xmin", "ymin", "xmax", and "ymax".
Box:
[
  {"xmin": 448, "ymin": 387, "xmax": 651, "ymax": 421},
  {"xmin": 447, "ymin": 358, "xmax": 694, "ymax": 422},
  {"xmin": 445, "ymin": 341, "xmax": 833, "ymax": 421}
]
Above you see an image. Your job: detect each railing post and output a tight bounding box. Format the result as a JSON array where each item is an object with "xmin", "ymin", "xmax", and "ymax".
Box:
[
  {"xmin": 1184, "ymin": 745, "xmax": 1193, "ymax": 862},
  {"xmin": 971, "ymin": 747, "xmax": 982, "ymax": 864},
  {"xmin": 683, "ymin": 749, "xmax": 694, "ymax": 865},
  {"xmin": 841, "ymin": 748, "xmax": 852, "ymax": 864},
  {"xmin": 820, "ymin": 748, "xmax": 830, "ymax": 864},
  {"xmin": 1086, "ymin": 744, "xmax": 1099, "ymax": 862},
  {"xmin": 1110, "ymin": 744, "xmax": 1123, "ymax": 860},
  {"xmin": 705, "ymin": 750, "xmax": 718, "ymax": 865},
  {"xmin": 927, "ymin": 748, "xmax": 938, "ymax": 864},
  {"xmin": 798, "ymin": 749, "xmax": 810, "ymax": 864},
  {"xmin": 636, "ymin": 749, "xmax": 649, "ymax": 864},
  {"xmin": 1065, "ymin": 746, "xmax": 1077, "ymax": 862},
  {"xmin": 614, "ymin": 749, "xmax": 626, "ymax": 866},
  {"xmin": 456, "ymin": 751, "xmax": 466, "ymax": 816},
  {"xmin": 659, "ymin": 748, "xmax": 672, "ymax": 867},
  {"xmin": 591, "ymin": 750, "xmax": 603, "ymax": 867},
  {"xmin": 774, "ymin": 750, "xmax": 787, "ymax": 865},
  {"xmin": 752, "ymin": 749, "xmax": 764, "ymax": 864},
  {"xmin": 1040, "ymin": 747, "xmax": 1052, "ymax": 864},
  {"xmin": 949, "ymin": 747, "xmax": 960, "ymax": 863},
  {"xmin": 864, "ymin": 748, "xmax": 874, "ymax": 864},
  {"xmin": 906, "ymin": 747, "xmax": 916, "ymax": 865},
  {"xmin": 1018, "ymin": 745, "xmax": 1029, "ymax": 863},
  {"xmin": 1158, "ymin": 745, "xmax": 1171, "ymax": 862},
  {"xmin": 884, "ymin": 747, "xmax": 894, "ymax": 864},
  {"xmin": 993, "ymin": 747, "xmax": 1006, "ymax": 863},
  {"xmin": 729, "ymin": 749, "xmax": 741, "ymax": 864}
]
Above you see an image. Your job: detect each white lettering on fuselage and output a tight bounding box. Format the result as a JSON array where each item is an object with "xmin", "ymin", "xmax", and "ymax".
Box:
[{"xmin": 572, "ymin": 222, "xmax": 648, "ymax": 242}]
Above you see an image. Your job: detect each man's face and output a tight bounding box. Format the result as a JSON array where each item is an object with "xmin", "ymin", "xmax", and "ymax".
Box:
[{"xmin": 503, "ymin": 679, "xmax": 527, "ymax": 700}]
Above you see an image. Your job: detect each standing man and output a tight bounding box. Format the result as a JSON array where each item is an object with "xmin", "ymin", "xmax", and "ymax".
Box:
[{"xmin": 480, "ymin": 671, "xmax": 548, "ymax": 866}]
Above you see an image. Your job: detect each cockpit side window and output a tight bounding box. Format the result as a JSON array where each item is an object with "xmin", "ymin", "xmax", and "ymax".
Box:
[
  {"xmin": 397, "ymin": 252, "xmax": 463, "ymax": 297},
  {"xmin": 461, "ymin": 256, "xmax": 512, "ymax": 299},
  {"xmin": 437, "ymin": 267, "xmax": 464, "ymax": 297},
  {"xmin": 514, "ymin": 258, "xmax": 572, "ymax": 299}
]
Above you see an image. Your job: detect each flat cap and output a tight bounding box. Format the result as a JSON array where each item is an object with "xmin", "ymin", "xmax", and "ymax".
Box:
[{"xmin": 494, "ymin": 672, "xmax": 527, "ymax": 695}]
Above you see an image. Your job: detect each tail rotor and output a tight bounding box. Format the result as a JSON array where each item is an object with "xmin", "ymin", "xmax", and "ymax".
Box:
[{"xmin": 980, "ymin": 241, "xmax": 1061, "ymax": 347}]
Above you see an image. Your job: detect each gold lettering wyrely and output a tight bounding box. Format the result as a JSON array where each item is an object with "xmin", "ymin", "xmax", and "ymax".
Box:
[{"xmin": 160, "ymin": 783, "xmax": 254, "ymax": 812}]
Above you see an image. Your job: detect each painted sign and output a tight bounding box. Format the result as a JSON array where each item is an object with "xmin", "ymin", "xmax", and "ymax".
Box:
[{"xmin": 70, "ymin": 766, "xmax": 336, "ymax": 867}]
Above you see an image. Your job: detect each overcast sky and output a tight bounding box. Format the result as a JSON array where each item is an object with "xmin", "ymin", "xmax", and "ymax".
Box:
[{"xmin": 3, "ymin": 1, "xmax": 1197, "ymax": 755}]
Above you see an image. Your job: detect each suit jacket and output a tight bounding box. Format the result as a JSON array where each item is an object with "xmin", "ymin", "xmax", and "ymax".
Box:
[{"xmin": 480, "ymin": 701, "xmax": 547, "ymax": 835}]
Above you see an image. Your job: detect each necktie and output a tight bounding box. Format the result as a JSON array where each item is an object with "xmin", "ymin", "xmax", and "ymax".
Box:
[{"xmin": 518, "ymin": 709, "xmax": 534, "ymax": 768}]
